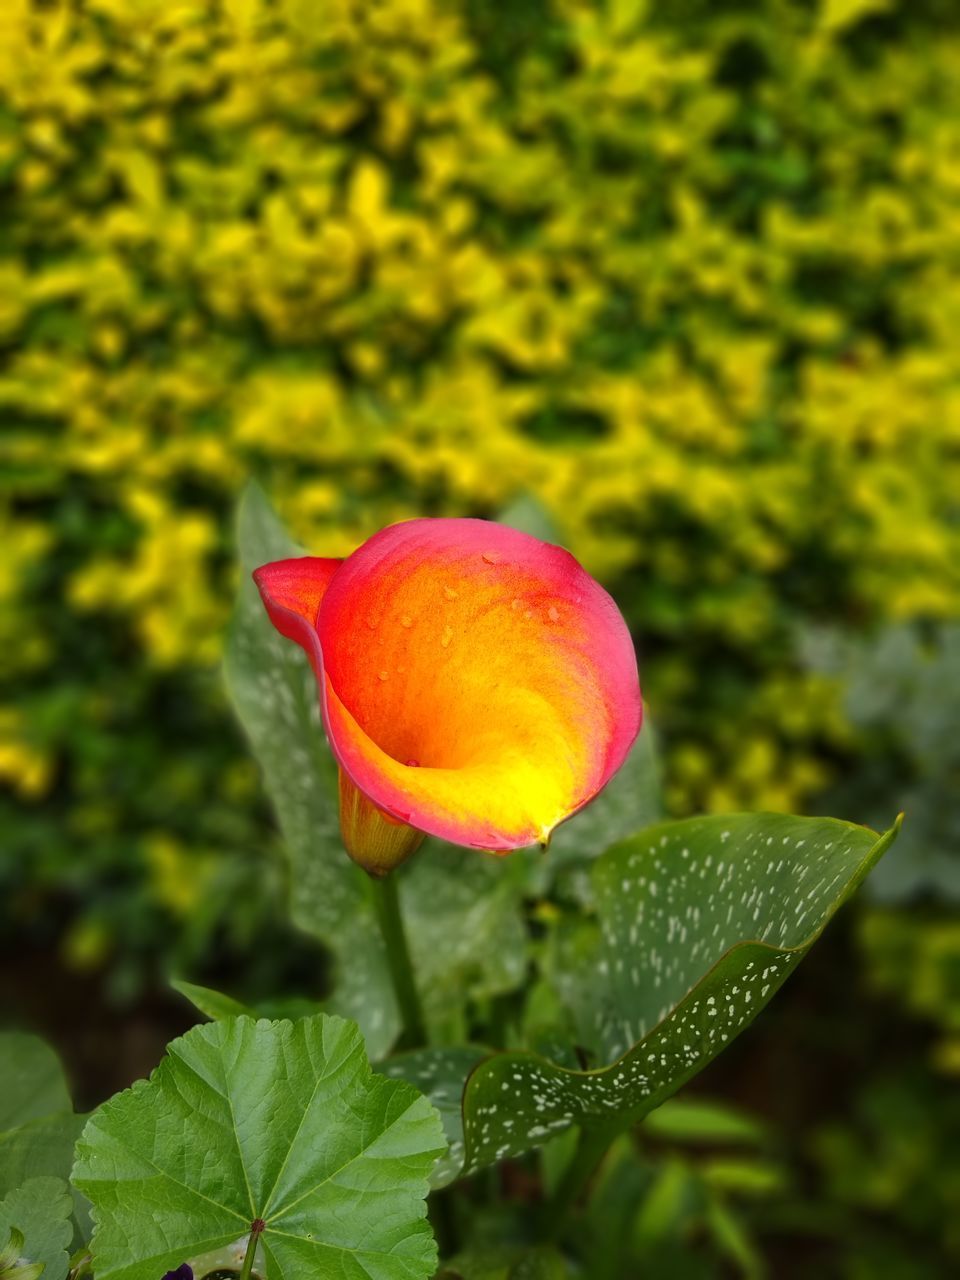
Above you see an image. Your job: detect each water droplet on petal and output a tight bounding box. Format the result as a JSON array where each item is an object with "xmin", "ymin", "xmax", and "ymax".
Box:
[
  {"xmin": 443, "ymin": 585, "xmax": 459, "ymax": 600},
  {"xmin": 400, "ymin": 614, "xmax": 414, "ymax": 628},
  {"xmin": 511, "ymin": 598, "xmax": 522, "ymax": 611},
  {"xmin": 481, "ymin": 551, "xmax": 501, "ymax": 565},
  {"xmin": 378, "ymin": 669, "xmax": 389, "ymax": 681},
  {"xmin": 548, "ymin": 605, "xmax": 560, "ymax": 622},
  {"xmin": 523, "ymin": 609, "xmax": 533, "ymax": 619},
  {"xmin": 441, "ymin": 625, "xmax": 453, "ymax": 648},
  {"xmin": 405, "ymin": 758, "xmax": 420, "ymax": 768}
]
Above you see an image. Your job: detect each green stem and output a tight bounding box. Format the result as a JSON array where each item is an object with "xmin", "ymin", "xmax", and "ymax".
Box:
[
  {"xmin": 238, "ymin": 1219, "xmax": 265, "ymax": 1280},
  {"xmin": 542, "ymin": 1124, "xmax": 618, "ymax": 1237},
  {"xmin": 369, "ymin": 872, "xmax": 428, "ymax": 1049}
]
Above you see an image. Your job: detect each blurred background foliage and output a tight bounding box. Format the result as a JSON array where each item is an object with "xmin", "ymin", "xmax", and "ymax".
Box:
[{"xmin": 1, "ymin": 0, "xmax": 958, "ymax": 1273}]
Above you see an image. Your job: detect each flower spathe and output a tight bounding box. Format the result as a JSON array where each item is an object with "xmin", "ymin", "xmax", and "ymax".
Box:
[{"xmin": 254, "ymin": 518, "xmax": 641, "ymax": 875}]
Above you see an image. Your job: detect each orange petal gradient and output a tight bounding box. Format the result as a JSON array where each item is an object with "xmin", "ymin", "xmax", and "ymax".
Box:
[{"xmin": 254, "ymin": 519, "xmax": 641, "ymax": 853}]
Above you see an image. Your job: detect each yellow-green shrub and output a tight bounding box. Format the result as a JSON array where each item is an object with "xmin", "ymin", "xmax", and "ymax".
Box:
[{"xmin": 1, "ymin": 0, "xmax": 959, "ymax": 873}]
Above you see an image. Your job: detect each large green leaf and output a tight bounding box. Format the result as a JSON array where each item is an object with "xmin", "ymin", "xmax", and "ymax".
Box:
[
  {"xmin": 73, "ymin": 1014, "xmax": 445, "ymax": 1280},
  {"xmin": 0, "ymin": 1177, "xmax": 73, "ymax": 1280},
  {"xmin": 456, "ymin": 814, "xmax": 898, "ymax": 1170}
]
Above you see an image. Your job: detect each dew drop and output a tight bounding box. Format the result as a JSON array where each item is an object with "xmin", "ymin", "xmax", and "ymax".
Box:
[
  {"xmin": 400, "ymin": 614, "xmax": 414, "ymax": 628},
  {"xmin": 481, "ymin": 551, "xmax": 501, "ymax": 565},
  {"xmin": 511, "ymin": 598, "xmax": 522, "ymax": 611},
  {"xmin": 378, "ymin": 669, "xmax": 389, "ymax": 681},
  {"xmin": 405, "ymin": 758, "xmax": 420, "ymax": 768},
  {"xmin": 441, "ymin": 625, "xmax": 453, "ymax": 648},
  {"xmin": 443, "ymin": 585, "xmax": 459, "ymax": 600},
  {"xmin": 547, "ymin": 605, "xmax": 560, "ymax": 622},
  {"xmin": 523, "ymin": 609, "xmax": 533, "ymax": 619}
]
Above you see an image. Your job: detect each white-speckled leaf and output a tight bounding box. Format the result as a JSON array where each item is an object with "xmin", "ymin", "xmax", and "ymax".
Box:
[
  {"xmin": 400, "ymin": 849, "xmax": 530, "ymax": 1025},
  {"xmin": 456, "ymin": 813, "xmax": 898, "ymax": 1172},
  {"xmin": 72, "ymin": 1015, "xmax": 446, "ymax": 1280}
]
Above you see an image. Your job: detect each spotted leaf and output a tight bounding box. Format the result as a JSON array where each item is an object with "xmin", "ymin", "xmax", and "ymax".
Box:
[{"xmin": 414, "ymin": 813, "xmax": 897, "ymax": 1175}]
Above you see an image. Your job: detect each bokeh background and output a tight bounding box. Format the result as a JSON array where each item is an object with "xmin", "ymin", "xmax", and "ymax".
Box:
[{"xmin": 1, "ymin": 0, "xmax": 959, "ymax": 1274}]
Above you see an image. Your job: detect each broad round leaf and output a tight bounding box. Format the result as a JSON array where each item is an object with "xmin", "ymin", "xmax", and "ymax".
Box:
[{"xmin": 72, "ymin": 1014, "xmax": 446, "ymax": 1280}]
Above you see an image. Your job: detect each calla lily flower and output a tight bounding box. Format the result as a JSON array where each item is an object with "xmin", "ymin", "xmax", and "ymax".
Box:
[{"xmin": 254, "ymin": 518, "xmax": 641, "ymax": 875}]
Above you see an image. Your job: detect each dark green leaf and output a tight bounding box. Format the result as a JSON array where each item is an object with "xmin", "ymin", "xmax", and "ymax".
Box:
[
  {"xmin": 170, "ymin": 979, "xmax": 254, "ymax": 1022},
  {"xmin": 438, "ymin": 1244, "xmax": 569, "ymax": 1279},
  {"xmin": 399, "ymin": 848, "xmax": 529, "ymax": 1029},
  {"xmin": 0, "ymin": 1035, "xmax": 88, "ymax": 1242},
  {"xmin": 73, "ymin": 1014, "xmax": 446, "ymax": 1280},
  {"xmin": 0, "ymin": 1035, "xmax": 71, "ymax": 1132},
  {"xmin": 0, "ymin": 1177, "xmax": 73, "ymax": 1280},
  {"xmin": 0, "ymin": 1114, "xmax": 85, "ymax": 1201},
  {"xmin": 642, "ymin": 1098, "xmax": 766, "ymax": 1146}
]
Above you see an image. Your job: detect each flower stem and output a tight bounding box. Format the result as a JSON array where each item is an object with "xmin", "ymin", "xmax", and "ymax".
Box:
[
  {"xmin": 369, "ymin": 871, "xmax": 428, "ymax": 1049},
  {"xmin": 542, "ymin": 1124, "xmax": 617, "ymax": 1237},
  {"xmin": 238, "ymin": 1218, "xmax": 265, "ymax": 1280}
]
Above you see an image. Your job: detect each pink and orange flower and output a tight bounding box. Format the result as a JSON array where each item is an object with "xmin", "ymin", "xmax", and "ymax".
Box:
[{"xmin": 255, "ymin": 518, "xmax": 640, "ymax": 875}]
